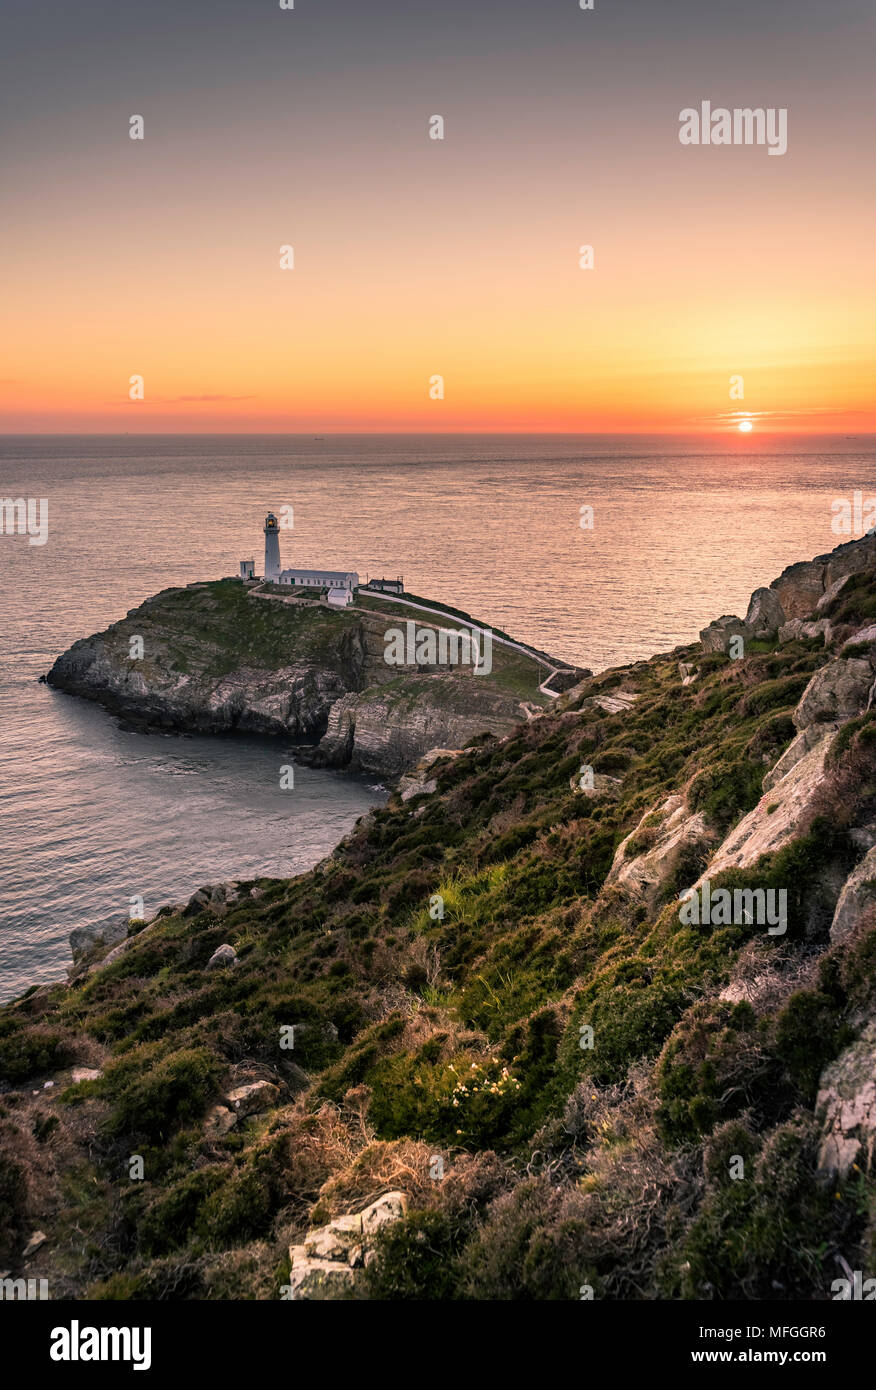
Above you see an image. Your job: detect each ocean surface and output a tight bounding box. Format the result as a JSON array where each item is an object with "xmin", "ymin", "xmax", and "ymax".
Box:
[{"xmin": 1, "ymin": 433, "xmax": 874, "ymax": 1003}]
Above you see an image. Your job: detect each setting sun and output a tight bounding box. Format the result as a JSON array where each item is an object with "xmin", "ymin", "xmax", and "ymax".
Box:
[{"xmin": 739, "ymin": 420, "xmax": 754, "ymax": 432}]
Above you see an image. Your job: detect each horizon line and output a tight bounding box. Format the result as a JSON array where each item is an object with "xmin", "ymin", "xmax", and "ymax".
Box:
[{"xmin": 2, "ymin": 429, "xmax": 875, "ymax": 439}]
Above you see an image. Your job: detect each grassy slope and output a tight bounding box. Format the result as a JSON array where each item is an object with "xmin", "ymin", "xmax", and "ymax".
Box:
[
  {"xmin": 3, "ymin": 572, "xmax": 876, "ymax": 1299},
  {"xmin": 72, "ymin": 579, "xmax": 553, "ymax": 712}
]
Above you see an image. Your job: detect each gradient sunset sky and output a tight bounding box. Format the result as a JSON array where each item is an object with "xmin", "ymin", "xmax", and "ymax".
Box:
[{"xmin": 2, "ymin": 0, "xmax": 874, "ymax": 433}]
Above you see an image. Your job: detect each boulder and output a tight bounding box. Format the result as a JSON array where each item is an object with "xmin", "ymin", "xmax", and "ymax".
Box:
[
  {"xmin": 745, "ymin": 587, "xmax": 785, "ymax": 638},
  {"xmin": 286, "ymin": 1192, "xmax": 409, "ymax": 1299},
  {"xmin": 399, "ymin": 776, "xmax": 438, "ymax": 803},
  {"xmin": 225, "ymin": 1080, "xmax": 279, "ymax": 1116},
  {"xmin": 207, "ymin": 944, "xmax": 237, "ymax": 970},
  {"xmin": 361, "ymin": 1191, "xmax": 409, "ymax": 1233},
  {"xmin": 209, "ymin": 882, "xmax": 240, "ymax": 917},
  {"xmin": 70, "ymin": 1067, "xmax": 102, "ymax": 1085},
  {"xmin": 304, "ymin": 1215, "xmax": 364, "ymax": 1265},
  {"xmin": 816, "ymin": 1020, "xmax": 876, "ymax": 1179},
  {"xmin": 816, "ymin": 574, "xmax": 852, "ymax": 614},
  {"xmin": 69, "ymin": 917, "xmax": 128, "ymax": 964},
  {"xmin": 830, "ymin": 847, "xmax": 876, "ymax": 945},
  {"xmin": 22, "ymin": 1231, "xmax": 47, "ymax": 1259},
  {"xmin": 793, "ymin": 658, "xmax": 874, "ymax": 730},
  {"xmin": 286, "ymin": 1254, "xmax": 356, "ymax": 1299},
  {"xmin": 183, "ymin": 888, "xmax": 212, "ymax": 918},
  {"xmin": 699, "ymin": 616, "xmax": 750, "ymax": 654},
  {"xmin": 770, "ymin": 559, "xmax": 826, "ymax": 621},
  {"xmin": 606, "ymin": 795, "xmax": 715, "ymax": 904},
  {"xmin": 778, "ymin": 618, "xmax": 831, "ymax": 645}
]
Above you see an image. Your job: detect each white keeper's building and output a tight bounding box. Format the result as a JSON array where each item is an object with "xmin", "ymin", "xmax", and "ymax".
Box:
[{"xmin": 242, "ymin": 513, "xmax": 359, "ymax": 605}]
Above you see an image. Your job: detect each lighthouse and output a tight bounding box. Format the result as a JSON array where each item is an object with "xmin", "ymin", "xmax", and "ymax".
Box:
[{"xmin": 264, "ymin": 512, "xmax": 281, "ymax": 580}]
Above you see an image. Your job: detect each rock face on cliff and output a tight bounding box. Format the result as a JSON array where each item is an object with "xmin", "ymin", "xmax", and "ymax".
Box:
[
  {"xmin": 45, "ymin": 579, "xmax": 582, "ymax": 779},
  {"xmin": 700, "ymin": 533, "xmax": 876, "ymax": 653}
]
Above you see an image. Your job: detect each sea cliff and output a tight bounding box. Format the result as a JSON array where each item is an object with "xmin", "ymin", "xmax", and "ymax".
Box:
[
  {"xmin": 2, "ymin": 534, "xmax": 875, "ymax": 1301},
  {"xmin": 44, "ymin": 580, "xmax": 584, "ymax": 779}
]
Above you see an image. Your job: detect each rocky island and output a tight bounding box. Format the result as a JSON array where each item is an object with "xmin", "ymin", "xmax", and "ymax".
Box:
[
  {"xmin": 2, "ymin": 533, "xmax": 875, "ymax": 1301},
  {"xmin": 44, "ymin": 579, "xmax": 585, "ymax": 779}
]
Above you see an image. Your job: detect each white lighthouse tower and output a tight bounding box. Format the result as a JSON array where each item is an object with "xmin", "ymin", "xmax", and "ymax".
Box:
[{"xmin": 264, "ymin": 512, "xmax": 282, "ymax": 581}]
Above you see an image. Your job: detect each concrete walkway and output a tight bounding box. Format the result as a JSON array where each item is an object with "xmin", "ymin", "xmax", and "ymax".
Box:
[
  {"xmin": 361, "ymin": 591, "xmax": 571, "ymax": 698},
  {"xmin": 247, "ymin": 582, "xmax": 571, "ymax": 700}
]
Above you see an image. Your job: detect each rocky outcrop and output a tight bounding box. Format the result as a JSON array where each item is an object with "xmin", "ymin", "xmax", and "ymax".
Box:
[
  {"xmin": 314, "ymin": 681, "xmax": 528, "ymax": 779},
  {"xmin": 816, "ymin": 1020, "xmax": 876, "ymax": 1179},
  {"xmin": 287, "ymin": 1192, "xmax": 408, "ymax": 1299},
  {"xmin": 700, "ymin": 616, "xmax": 750, "ymax": 654},
  {"xmin": 225, "ymin": 1080, "xmax": 279, "ymax": 1116},
  {"xmin": 699, "ymin": 533, "xmax": 876, "ymax": 656},
  {"xmin": 770, "ymin": 559, "xmax": 826, "ymax": 621},
  {"xmin": 745, "ymin": 587, "xmax": 785, "ymax": 638},
  {"xmin": 45, "ymin": 580, "xmax": 576, "ymax": 781},
  {"xmin": 793, "ymin": 658, "xmax": 874, "ymax": 730},
  {"xmin": 778, "ymin": 618, "xmax": 831, "ymax": 644},
  {"xmin": 700, "ymin": 728, "xmax": 839, "ymax": 881},
  {"xmin": 606, "ymin": 795, "xmax": 716, "ymax": 904},
  {"xmin": 830, "ymin": 847, "xmax": 876, "ymax": 945},
  {"xmin": 69, "ymin": 917, "xmax": 129, "ymax": 964},
  {"xmin": 774, "ymin": 535, "xmax": 876, "ymax": 617},
  {"xmin": 762, "ymin": 723, "xmax": 838, "ymax": 794},
  {"xmin": 397, "ymin": 748, "xmax": 460, "ymax": 802}
]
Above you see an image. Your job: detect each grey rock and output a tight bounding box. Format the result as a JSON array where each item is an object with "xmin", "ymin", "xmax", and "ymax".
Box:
[
  {"xmin": 607, "ymin": 796, "xmax": 716, "ymax": 906},
  {"xmin": 207, "ymin": 944, "xmax": 237, "ymax": 970},
  {"xmin": 770, "ymin": 559, "xmax": 827, "ymax": 621},
  {"xmin": 816, "ymin": 574, "xmax": 853, "ymax": 614},
  {"xmin": 399, "ymin": 776, "xmax": 438, "ymax": 802},
  {"xmin": 816, "ymin": 1020, "xmax": 876, "ymax": 1179},
  {"xmin": 22, "ymin": 1231, "xmax": 47, "ymax": 1259},
  {"xmin": 225, "ymin": 1080, "xmax": 280, "ymax": 1116},
  {"xmin": 745, "ymin": 586, "xmax": 785, "ymax": 638},
  {"xmin": 285, "ymin": 1192, "xmax": 409, "ymax": 1299},
  {"xmin": 183, "ymin": 888, "xmax": 212, "ymax": 918},
  {"xmin": 286, "ymin": 1253, "xmax": 356, "ymax": 1299},
  {"xmin": 830, "ymin": 847, "xmax": 876, "ymax": 945},
  {"xmin": 361, "ymin": 1191, "xmax": 408, "ymax": 1233},
  {"xmin": 570, "ymin": 770, "xmax": 623, "ymax": 797},
  {"xmin": 69, "ymin": 917, "xmax": 128, "ymax": 964},
  {"xmin": 793, "ymin": 658, "xmax": 874, "ymax": 730},
  {"xmin": 779, "ymin": 618, "xmax": 831, "ymax": 644},
  {"xmin": 699, "ymin": 615, "xmax": 750, "ymax": 654},
  {"xmin": 702, "ymin": 727, "xmax": 839, "ymax": 883},
  {"xmin": 762, "ymin": 723, "xmax": 839, "ymax": 793}
]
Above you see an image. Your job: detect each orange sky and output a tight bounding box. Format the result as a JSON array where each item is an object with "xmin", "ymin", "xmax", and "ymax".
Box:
[{"xmin": 2, "ymin": 1, "xmax": 874, "ymax": 434}]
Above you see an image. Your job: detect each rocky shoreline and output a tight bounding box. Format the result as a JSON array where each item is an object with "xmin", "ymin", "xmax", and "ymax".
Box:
[{"xmin": 43, "ymin": 579, "xmax": 585, "ymax": 780}]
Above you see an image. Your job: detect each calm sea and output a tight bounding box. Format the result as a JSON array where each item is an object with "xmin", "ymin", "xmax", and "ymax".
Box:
[{"xmin": 1, "ymin": 433, "xmax": 874, "ymax": 1002}]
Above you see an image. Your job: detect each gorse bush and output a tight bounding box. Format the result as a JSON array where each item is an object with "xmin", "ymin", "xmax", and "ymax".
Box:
[{"xmin": 101, "ymin": 1046, "xmax": 222, "ymax": 1141}]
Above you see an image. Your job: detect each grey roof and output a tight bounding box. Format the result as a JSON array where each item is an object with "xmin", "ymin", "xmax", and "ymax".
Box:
[{"xmin": 278, "ymin": 568, "xmax": 358, "ymax": 582}]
